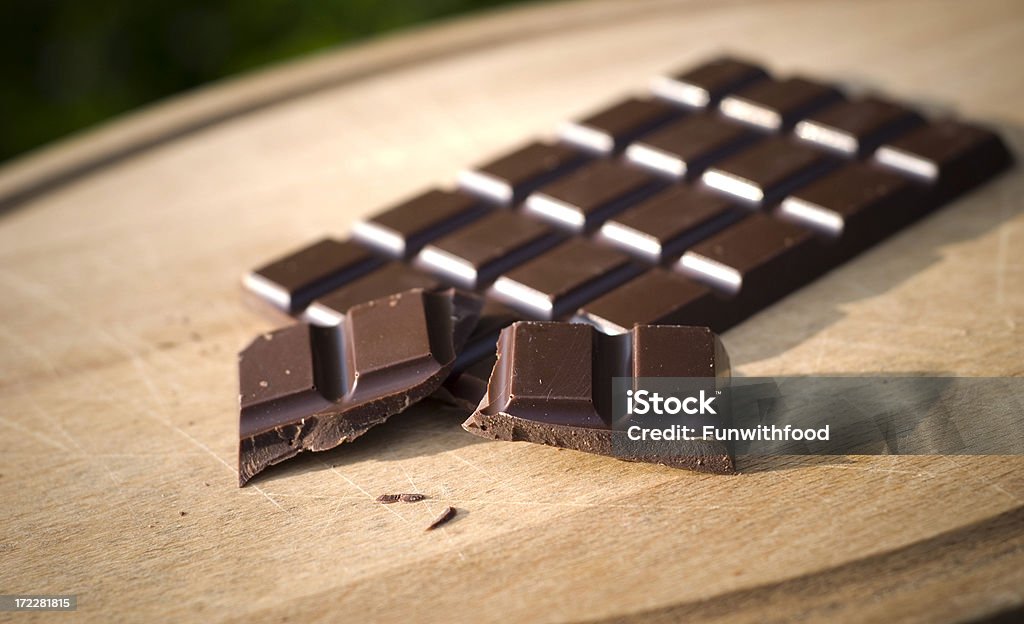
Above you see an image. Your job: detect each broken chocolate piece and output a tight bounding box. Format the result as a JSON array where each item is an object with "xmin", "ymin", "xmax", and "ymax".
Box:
[
  {"xmin": 463, "ymin": 322, "xmax": 733, "ymax": 474},
  {"xmin": 425, "ymin": 506, "xmax": 457, "ymax": 530},
  {"xmin": 400, "ymin": 493, "xmax": 427, "ymax": 503},
  {"xmin": 376, "ymin": 494, "xmax": 402, "ymax": 504},
  {"xmin": 238, "ymin": 288, "xmax": 482, "ymax": 486}
]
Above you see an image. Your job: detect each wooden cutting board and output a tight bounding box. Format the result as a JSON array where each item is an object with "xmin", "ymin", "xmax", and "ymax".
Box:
[{"xmin": 1, "ymin": 0, "xmax": 1022, "ymax": 621}]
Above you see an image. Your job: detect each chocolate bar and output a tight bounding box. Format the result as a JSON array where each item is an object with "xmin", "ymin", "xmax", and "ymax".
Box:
[
  {"xmin": 462, "ymin": 322, "xmax": 734, "ymax": 473},
  {"xmin": 239, "ymin": 56, "xmax": 1013, "ymax": 470},
  {"xmin": 237, "ymin": 288, "xmax": 481, "ymax": 485}
]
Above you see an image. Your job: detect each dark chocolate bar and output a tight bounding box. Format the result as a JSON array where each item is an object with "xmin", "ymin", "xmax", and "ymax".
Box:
[
  {"xmin": 240, "ymin": 55, "xmax": 1013, "ymax": 452},
  {"xmin": 238, "ymin": 288, "xmax": 481, "ymax": 485},
  {"xmin": 462, "ymin": 322, "xmax": 734, "ymax": 473}
]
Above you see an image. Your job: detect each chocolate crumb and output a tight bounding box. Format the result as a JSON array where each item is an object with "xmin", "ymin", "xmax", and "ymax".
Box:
[
  {"xmin": 376, "ymin": 494, "xmax": 401, "ymax": 504},
  {"xmin": 425, "ymin": 506, "xmax": 456, "ymax": 531},
  {"xmin": 179, "ymin": 511, "xmax": 188, "ymax": 517},
  {"xmin": 400, "ymin": 493, "xmax": 427, "ymax": 503}
]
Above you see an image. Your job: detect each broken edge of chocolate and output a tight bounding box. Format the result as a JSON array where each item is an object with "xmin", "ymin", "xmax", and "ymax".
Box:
[
  {"xmin": 462, "ymin": 321, "xmax": 734, "ymax": 475},
  {"xmin": 238, "ymin": 288, "xmax": 482, "ymax": 486}
]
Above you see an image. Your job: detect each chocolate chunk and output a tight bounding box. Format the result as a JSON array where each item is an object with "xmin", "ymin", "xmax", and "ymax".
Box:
[
  {"xmin": 458, "ymin": 141, "xmax": 589, "ymax": 205},
  {"xmin": 463, "ymin": 322, "xmax": 733, "ymax": 473},
  {"xmin": 719, "ymin": 77, "xmax": 843, "ymax": 131},
  {"xmin": 559, "ymin": 97, "xmax": 681, "ymax": 154},
  {"xmin": 352, "ymin": 189, "xmax": 486, "ymax": 259},
  {"xmin": 624, "ymin": 113, "xmax": 758, "ymax": 179},
  {"xmin": 794, "ymin": 97, "xmax": 924, "ymax": 157},
  {"xmin": 652, "ymin": 57, "xmax": 769, "ymax": 108},
  {"xmin": 303, "ymin": 262, "xmax": 442, "ymax": 326},
  {"xmin": 873, "ymin": 120, "xmax": 1014, "ymax": 199},
  {"xmin": 425, "ymin": 506, "xmax": 457, "ymax": 531},
  {"xmin": 414, "ymin": 211, "xmax": 565, "ymax": 289},
  {"xmin": 376, "ymin": 494, "xmax": 402, "ymax": 504},
  {"xmin": 701, "ymin": 136, "xmax": 837, "ymax": 205},
  {"xmin": 777, "ymin": 162, "xmax": 921, "ymax": 252},
  {"xmin": 677, "ymin": 213, "xmax": 825, "ymax": 312},
  {"xmin": 243, "ymin": 238, "xmax": 384, "ymax": 314},
  {"xmin": 574, "ymin": 268, "xmax": 728, "ymax": 335},
  {"xmin": 524, "ymin": 160, "xmax": 663, "ymax": 232},
  {"xmin": 488, "ymin": 238, "xmax": 643, "ymax": 320},
  {"xmin": 597, "ymin": 184, "xmax": 743, "ymax": 262},
  {"xmin": 399, "ymin": 493, "xmax": 427, "ymax": 503},
  {"xmin": 238, "ymin": 288, "xmax": 482, "ymax": 486}
]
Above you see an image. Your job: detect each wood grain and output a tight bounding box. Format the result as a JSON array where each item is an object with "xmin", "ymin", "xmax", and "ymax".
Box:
[{"xmin": 1, "ymin": 0, "xmax": 1022, "ymax": 622}]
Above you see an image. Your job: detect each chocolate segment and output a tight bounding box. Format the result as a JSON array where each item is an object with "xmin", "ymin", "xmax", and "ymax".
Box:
[
  {"xmin": 719, "ymin": 77, "xmax": 843, "ymax": 131},
  {"xmin": 303, "ymin": 262, "xmax": 441, "ymax": 326},
  {"xmin": 238, "ymin": 288, "xmax": 482, "ymax": 486},
  {"xmin": 794, "ymin": 97, "xmax": 923, "ymax": 157},
  {"xmin": 777, "ymin": 162, "xmax": 921, "ymax": 251},
  {"xmin": 414, "ymin": 211, "xmax": 565, "ymax": 289},
  {"xmin": 701, "ymin": 137, "xmax": 837, "ymax": 205},
  {"xmin": 524, "ymin": 160, "xmax": 663, "ymax": 232},
  {"xmin": 677, "ymin": 213, "xmax": 824, "ymax": 313},
  {"xmin": 463, "ymin": 322, "xmax": 733, "ymax": 473},
  {"xmin": 574, "ymin": 268, "xmax": 728, "ymax": 335},
  {"xmin": 873, "ymin": 120, "xmax": 1014, "ymax": 199},
  {"xmin": 652, "ymin": 57, "xmax": 769, "ymax": 108},
  {"xmin": 558, "ymin": 97, "xmax": 681, "ymax": 154},
  {"xmin": 624, "ymin": 113, "xmax": 758, "ymax": 179},
  {"xmin": 244, "ymin": 238, "xmax": 384, "ymax": 314},
  {"xmin": 488, "ymin": 238, "xmax": 643, "ymax": 320},
  {"xmin": 597, "ymin": 185, "xmax": 743, "ymax": 262},
  {"xmin": 352, "ymin": 189, "xmax": 486, "ymax": 259},
  {"xmin": 457, "ymin": 141, "xmax": 588, "ymax": 205}
]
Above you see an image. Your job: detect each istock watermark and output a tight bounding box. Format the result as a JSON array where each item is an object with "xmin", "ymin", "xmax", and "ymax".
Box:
[{"xmin": 611, "ymin": 376, "xmax": 1024, "ymax": 461}]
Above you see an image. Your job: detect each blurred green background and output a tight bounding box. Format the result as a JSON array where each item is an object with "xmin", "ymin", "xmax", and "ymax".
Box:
[{"xmin": 0, "ymin": 0, "xmax": 524, "ymax": 165}]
